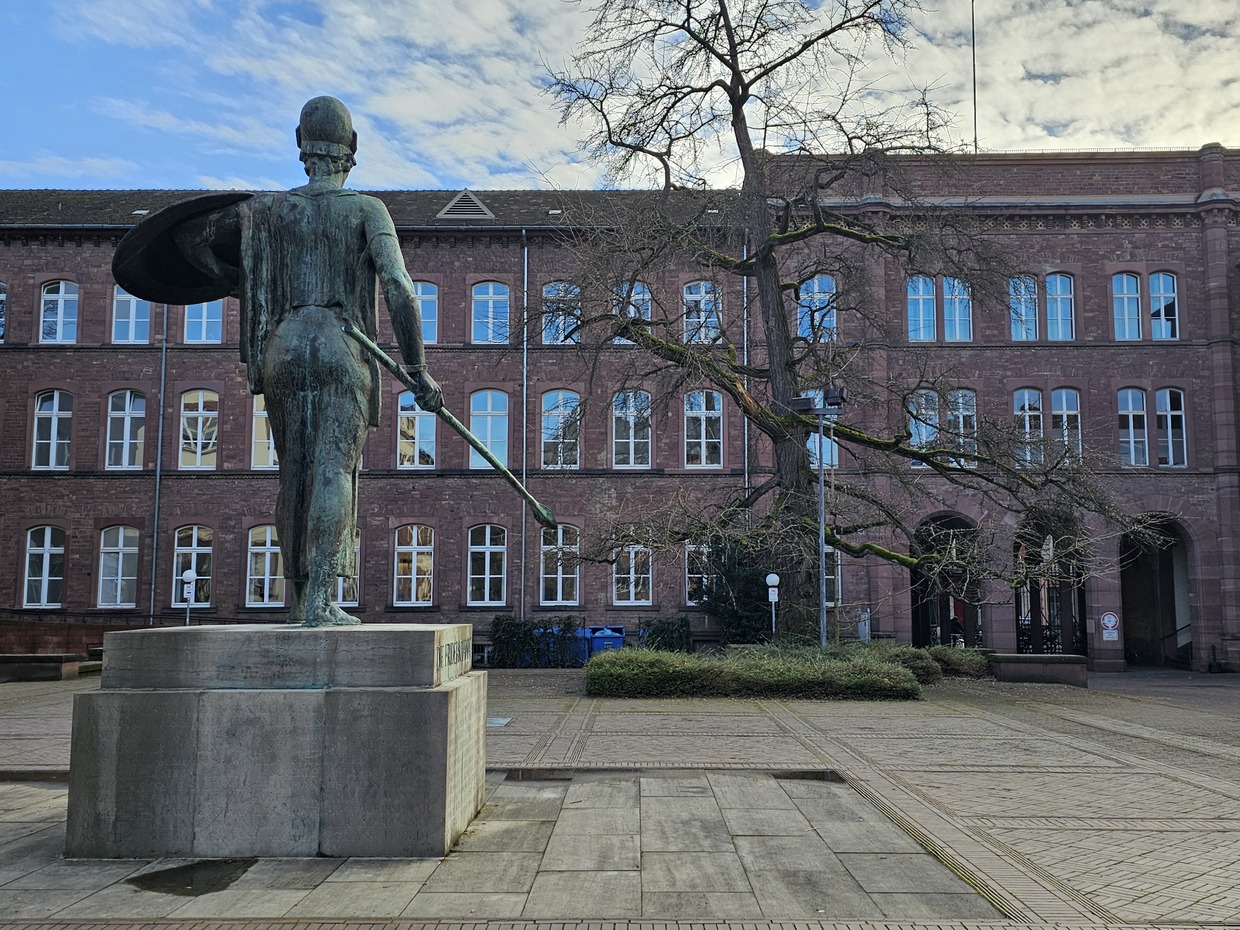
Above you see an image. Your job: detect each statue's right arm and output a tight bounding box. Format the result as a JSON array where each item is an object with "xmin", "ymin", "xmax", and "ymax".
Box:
[{"xmin": 175, "ymin": 208, "xmax": 243, "ymax": 294}]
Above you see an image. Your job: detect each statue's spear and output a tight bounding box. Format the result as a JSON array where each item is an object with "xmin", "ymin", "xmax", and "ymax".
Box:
[{"xmin": 342, "ymin": 322, "xmax": 558, "ymax": 529}]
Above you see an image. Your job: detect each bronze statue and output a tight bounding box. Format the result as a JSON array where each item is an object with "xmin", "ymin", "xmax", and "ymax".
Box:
[{"xmin": 118, "ymin": 96, "xmax": 443, "ymax": 627}]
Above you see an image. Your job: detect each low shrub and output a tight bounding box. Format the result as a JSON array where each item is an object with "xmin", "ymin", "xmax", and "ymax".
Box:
[
  {"xmin": 928, "ymin": 645, "xmax": 991, "ymax": 678},
  {"xmin": 488, "ymin": 614, "xmax": 586, "ymax": 668},
  {"xmin": 821, "ymin": 641, "xmax": 943, "ymax": 685},
  {"xmin": 639, "ymin": 614, "xmax": 694, "ymax": 652},
  {"xmin": 584, "ymin": 646, "xmax": 922, "ymax": 700}
]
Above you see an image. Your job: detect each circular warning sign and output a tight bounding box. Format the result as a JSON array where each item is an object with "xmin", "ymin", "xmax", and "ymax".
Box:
[{"xmin": 1100, "ymin": 612, "xmax": 1120, "ymax": 631}]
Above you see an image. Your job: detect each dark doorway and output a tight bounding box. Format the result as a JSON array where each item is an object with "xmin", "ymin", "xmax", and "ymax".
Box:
[
  {"xmin": 1014, "ymin": 518, "xmax": 1087, "ymax": 656},
  {"xmin": 1120, "ymin": 521, "xmax": 1192, "ymax": 667},
  {"xmin": 911, "ymin": 516, "xmax": 981, "ymax": 648}
]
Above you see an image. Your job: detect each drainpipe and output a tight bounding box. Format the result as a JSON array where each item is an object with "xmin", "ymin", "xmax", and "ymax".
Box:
[
  {"xmin": 519, "ymin": 229, "xmax": 529, "ymax": 621},
  {"xmin": 147, "ymin": 302, "xmax": 169, "ymax": 624},
  {"xmin": 742, "ymin": 237, "xmax": 751, "ymax": 518}
]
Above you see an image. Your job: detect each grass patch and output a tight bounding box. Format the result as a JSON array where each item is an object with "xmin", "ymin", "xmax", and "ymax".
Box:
[{"xmin": 585, "ymin": 645, "xmax": 922, "ymax": 700}]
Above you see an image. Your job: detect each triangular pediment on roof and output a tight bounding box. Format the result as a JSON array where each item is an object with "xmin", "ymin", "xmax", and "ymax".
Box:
[{"xmin": 436, "ymin": 190, "xmax": 495, "ymax": 220}]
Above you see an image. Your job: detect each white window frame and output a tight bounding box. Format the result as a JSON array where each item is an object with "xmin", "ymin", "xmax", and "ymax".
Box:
[
  {"xmin": 172, "ymin": 525, "xmax": 212, "ymax": 607},
  {"xmin": 106, "ymin": 390, "xmax": 145, "ymax": 471},
  {"xmin": 797, "ymin": 274, "xmax": 837, "ymax": 342},
  {"xmin": 1156, "ymin": 387, "xmax": 1188, "ymax": 467},
  {"xmin": 1014, "ymin": 388, "xmax": 1044, "ymax": 466},
  {"xmin": 542, "ymin": 390, "xmax": 581, "ymax": 469},
  {"xmin": 945, "ymin": 388, "xmax": 978, "ymax": 464},
  {"xmin": 1150, "ymin": 272, "xmax": 1179, "ymax": 341},
  {"xmin": 467, "ymin": 524, "xmax": 507, "ymax": 606},
  {"xmin": 542, "ymin": 281, "xmax": 582, "ymax": 345},
  {"xmin": 112, "ymin": 286, "xmax": 150, "ymax": 344},
  {"xmin": 685, "ymin": 543, "xmax": 712, "ymax": 606},
  {"xmin": 0, "ymin": 280, "xmax": 7, "ymax": 343},
  {"xmin": 613, "ymin": 281, "xmax": 652, "ymax": 344},
  {"xmin": 943, "ymin": 277, "xmax": 973, "ymax": 342},
  {"xmin": 471, "ymin": 281, "xmax": 509, "ymax": 344},
  {"xmin": 1046, "ymin": 273, "xmax": 1075, "ymax": 341},
  {"xmin": 394, "ymin": 524, "xmax": 434, "ymax": 606},
  {"xmin": 251, "ymin": 395, "xmax": 278, "ymax": 470},
  {"xmin": 684, "ymin": 390, "xmax": 723, "ymax": 468},
  {"xmin": 412, "ymin": 281, "xmax": 438, "ymax": 344},
  {"xmin": 613, "ymin": 545, "xmax": 653, "ymax": 606},
  {"xmin": 32, "ymin": 389, "xmax": 73, "ymax": 470},
  {"xmin": 683, "ymin": 280, "xmax": 721, "ymax": 343},
  {"xmin": 246, "ymin": 525, "xmax": 285, "ymax": 607},
  {"xmin": 40, "ymin": 281, "xmax": 78, "ymax": 344},
  {"xmin": 1117, "ymin": 388, "xmax": 1148, "ymax": 467},
  {"xmin": 180, "ymin": 390, "xmax": 219, "ymax": 470},
  {"xmin": 1113, "ymin": 273, "xmax": 1142, "ymax": 341},
  {"xmin": 24, "ymin": 525, "xmax": 66, "ymax": 608},
  {"xmin": 1009, "ymin": 276, "xmax": 1037, "ymax": 341},
  {"xmin": 1051, "ymin": 387, "xmax": 1082, "ymax": 461},
  {"xmin": 540, "ymin": 524, "xmax": 580, "ymax": 606},
  {"xmin": 613, "ymin": 390, "xmax": 652, "ymax": 468},
  {"xmin": 823, "ymin": 544, "xmax": 841, "ymax": 608},
  {"xmin": 98, "ymin": 525, "xmax": 139, "ymax": 608},
  {"xmin": 907, "ymin": 275, "xmax": 935, "ymax": 342},
  {"xmin": 802, "ymin": 390, "xmax": 839, "ymax": 469},
  {"xmin": 397, "ymin": 391, "xmax": 436, "ymax": 469},
  {"xmin": 469, "ymin": 389, "xmax": 508, "ymax": 469},
  {"xmin": 907, "ymin": 389, "xmax": 939, "ymax": 466},
  {"xmin": 185, "ymin": 300, "xmax": 223, "ymax": 344},
  {"xmin": 337, "ymin": 531, "xmax": 361, "ymax": 607}
]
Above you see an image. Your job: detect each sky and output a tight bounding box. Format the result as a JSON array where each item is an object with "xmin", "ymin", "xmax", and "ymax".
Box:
[{"xmin": 1, "ymin": 0, "xmax": 1238, "ymax": 192}]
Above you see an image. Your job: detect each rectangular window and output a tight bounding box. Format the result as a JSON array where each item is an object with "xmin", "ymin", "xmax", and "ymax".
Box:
[
  {"xmin": 1051, "ymin": 388, "xmax": 1082, "ymax": 462},
  {"xmin": 1046, "ymin": 274, "xmax": 1075, "ymax": 340},
  {"xmin": 185, "ymin": 300, "xmax": 224, "ymax": 343},
  {"xmin": 945, "ymin": 389, "xmax": 978, "ymax": 465},
  {"xmin": 942, "ymin": 278, "xmax": 972, "ymax": 342},
  {"xmin": 685, "ymin": 544, "xmax": 712, "ymax": 606},
  {"xmin": 251, "ymin": 395, "xmax": 278, "ymax": 469},
  {"xmin": 1150, "ymin": 273, "xmax": 1178, "ymax": 341},
  {"xmin": 1009, "ymin": 276, "xmax": 1037, "ymax": 341},
  {"xmin": 106, "ymin": 390, "xmax": 145, "ymax": 470},
  {"xmin": 40, "ymin": 282, "xmax": 78, "ymax": 344},
  {"xmin": 246, "ymin": 526, "xmax": 285, "ymax": 606},
  {"xmin": 1014, "ymin": 389, "xmax": 1043, "ymax": 467},
  {"xmin": 613, "ymin": 545, "xmax": 652, "ymax": 605},
  {"xmin": 684, "ymin": 390, "xmax": 723, "ymax": 467},
  {"xmin": 683, "ymin": 281, "xmax": 721, "ymax": 343},
  {"xmin": 25, "ymin": 526, "xmax": 66, "ymax": 608},
  {"xmin": 469, "ymin": 390, "xmax": 508, "ymax": 469},
  {"xmin": 472, "ymin": 283, "xmax": 510, "ymax": 344},
  {"xmin": 1117, "ymin": 389, "xmax": 1148, "ymax": 466},
  {"xmin": 112, "ymin": 288, "xmax": 151, "ymax": 344},
  {"xmin": 397, "ymin": 392, "xmax": 436, "ymax": 469},
  {"xmin": 468, "ymin": 525, "xmax": 507, "ymax": 605},
  {"xmin": 180, "ymin": 390, "xmax": 219, "ymax": 470},
  {"xmin": 33, "ymin": 390, "xmax": 73, "ymax": 470},
  {"xmin": 613, "ymin": 390, "xmax": 651, "ymax": 468},
  {"xmin": 412, "ymin": 282, "xmax": 438, "ymax": 344},
  {"xmin": 541, "ymin": 525, "xmax": 579, "ymax": 606},
  {"xmin": 395, "ymin": 524, "xmax": 434, "ymax": 606},
  {"xmin": 98, "ymin": 526, "xmax": 139, "ymax": 608},
  {"xmin": 542, "ymin": 282, "xmax": 582, "ymax": 345},
  {"xmin": 907, "ymin": 389, "xmax": 938, "ymax": 466},
  {"xmin": 1156, "ymin": 388, "xmax": 1187, "ymax": 467},
  {"xmin": 542, "ymin": 391, "xmax": 580, "ymax": 469},
  {"xmin": 1113, "ymin": 274, "xmax": 1141, "ymax": 341},
  {"xmin": 906, "ymin": 276, "xmax": 935, "ymax": 342},
  {"xmin": 338, "ymin": 532, "xmax": 361, "ymax": 607}
]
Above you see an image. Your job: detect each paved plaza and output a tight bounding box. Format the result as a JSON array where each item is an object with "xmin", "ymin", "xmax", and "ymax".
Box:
[{"xmin": 0, "ymin": 667, "xmax": 1238, "ymax": 929}]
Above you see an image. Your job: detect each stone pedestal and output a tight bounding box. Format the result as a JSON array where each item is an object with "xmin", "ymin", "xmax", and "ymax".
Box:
[{"xmin": 66, "ymin": 624, "xmax": 486, "ymax": 859}]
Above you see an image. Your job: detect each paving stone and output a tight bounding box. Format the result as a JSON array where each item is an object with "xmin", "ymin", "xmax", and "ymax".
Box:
[
  {"xmin": 707, "ymin": 771, "xmax": 799, "ymax": 809},
  {"xmin": 540, "ymin": 832, "xmax": 639, "ymax": 870},
  {"xmin": 321, "ymin": 857, "xmax": 439, "ymax": 882},
  {"xmin": 722, "ymin": 806, "xmax": 813, "ymax": 835},
  {"xmin": 733, "ymin": 834, "xmax": 845, "ymax": 871},
  {"xmin": 47, "ymin": 882, "xmax": 186, "ymax": 919},
  {"xmin": 523, "ymin": 869, "xmax": 641, "ymax": 917},
  {"xmin": 640, "ymin": 851, "xmax": 750, "ymax": 892},
  {"xmin": 284, "ymin": 880, "xmax": 420, "ymax": 916},
  {"xmin": 222, "ymin": 856, "xmax": 343, "ymax": 889},
  {"xmin": 0, "ymin": 887, "xmax": 92, "ymax": 918},
  {"xmin": 814, "ymin": 820, "xmax": 923, "ymax": 853},
  {"xmin": 749, "ymin": 866, "xmax": 882, "ymax": 918},
  {"xmin": 552, "ymin": 806, "xmax": 640, "ymax": 835},
  {"xmin": 420, "ymin": 851, "xmax": 543, "ymax": 893},
  {"xmin": 401, "ymin": 890, "xmax": 529, "ymax": 917},
  {"xmin": 871, "ymin": 890, "xmax": 1005, "ymax": 918},
  {"xmin": 166, "ymin": 887, "xmax": 311, "ymax": 917},
  {"xmin": 793, "ymin": 794, "xmax": 893, "ymax": 825},
  {"xmin": 838, "ymin": 852, "xmax": 976, "ymax": 893},
  {"xmin": 562, "ymin": 774, "xmax": 640, "ymax": 807},
  {"xmin": 4, "ymin": 858, "xmax": 147, "ymax": 890},
  {"xmin": 640, "ymin": 809, "xmax": 734, "ymax": 852},
  {"xmin": 640, "ymin": 772, "xmax": 713, "ymax": 796},
  {"xmin": 454, "ymin": 818, "xmax": 555, "ymax": 851},
  {"xmin": 641, "ymin": 890, "xmax": 765, "ymax": 917}
]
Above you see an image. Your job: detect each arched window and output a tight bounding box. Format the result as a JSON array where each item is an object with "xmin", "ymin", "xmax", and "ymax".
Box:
[
  {"xmin": 1150, "ymin": 272, "xmax": 1178, "ymax": 341},
  {"xmin": 467, "ymin": 524, "xmax": 507, "ymax": 606},
  {"xmin": 40, "ymin": 281, "xmax": 78, "ymax": 344},
  {"xmin": 542, "ymin": 390, "xmax": 581, "ymax": 469},
  {"xmin": 1013, "ymin": 388, "xmax": 1043, "ymax": 466},
  {"xmin": 185, "ymin": 300, "xmax": 223, "ymax": 343},
  {"xmin": 412, "ymin": 281, "xmax": 438, "ymax": 343},
  {"xmin": 106, "ymin": 390, "xmax": 145, "ymax": 470},
  {"xmin": 246, "ymin": 525, "xmax": 284, "ymax": 606},
  {"xmin": 946, "ymin": 389, "xmax": 978, "ymax": 463},
  {"xmin": 906, "ymin": 275, "xmax": 935, "ymax": 342},
  {"xmin": 943, "ymin": 278, "xmax": 972, "ymax": 342},
  {"xmin": 172, "ymin": 525, "xmax": 212, "ymax": 606},
  {"xmin": 797, "ymin": 274, "xmax": 836, "ymax": 341},
  {"xmin": 98, "ymin": 525, "xmax": 139, "ymax": 608},
  {"xmin": 1117, "ymin": 388, "xmax": 1148, "ymax": 466},
  {"xmin": 542, "ymin": 282, "xmax": 582, "ymax": 345},
  {"xmin": 1113, "ymin": 273, "xmax": 1141, "ymax": 340},
  {"xmin": 469, "ymin": 390, "xmax": 508, "ymax": 468},
  {"xmin": 112, "ymin": 286, "xmax": 150, "ymax": 344},
  {"xmin": 685, "ymin": 543, "xmax": 712, "ymax": 606},
  {"xmin": 24, "ymin": 526, "xmax": 66, "ymax": 608},
  {"xmin": 684, "ymin": 390, "xmax": 723, "ymax": 467},
  {"xmin": 32, "ymin": 389, "xmax": 73, "ymax": 470},
  {"xmin": 180, "ymin": 390, "xmax": 219, "ymax": 470},
  {"xmin": 613, "ymin": 545, "xmax": 652, "ymax": 605},
  {"xmin": 1009, "ymin": 276, "xmax": 1037, "ymax": 341},
  {"xmin": 397, "ymin": 391, "xmax": 436, "ymax": 469},
  {"xmin": 472, "ymin": 282, "xmax": 509, "ymax": 344},
  {"xmin": 683, "ymin": 281, "xmax": 721, "ymax": 343},
  {"xmin": 541, "ymin": 524, "xmax": 579, "ymax": 606},
  {"xmin": 394, "ymin": 524, "xmax": 434, "ymax": 606},
  {"xmin": 613, "ymin": 390, "xmax": 651, "ymax": 468},
  {"xmin": 1156, "ymin": 388, "xmax": 1187, "ymax": 467},
  {"xmin": 907, "ymin": 389, "xmax": 939, "ymax": 464},
  {"xmin": 251, "ymin": 395, "xmax": 278, "ymax": 469},
  {"xmin": 613, "ymin": 281, "xmax": 651, "ymax": 344},
  {"xmin": 1051, "ymin": 388, "xmax": 1082, "ymax": 461},
  {"xmin": 1046, "ymin": 273, "xmax": 1075, "ymax": 340}
]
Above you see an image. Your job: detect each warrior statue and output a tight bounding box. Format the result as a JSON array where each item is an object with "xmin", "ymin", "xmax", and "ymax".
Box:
[{"xmin": 120, "ymin": 96, "xmax": 443, "ymax": 627}]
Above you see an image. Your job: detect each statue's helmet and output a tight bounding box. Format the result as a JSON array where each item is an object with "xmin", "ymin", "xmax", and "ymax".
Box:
[{"xmin": 295, "ymin": 96, "xmax": 358, "ymax": 167}]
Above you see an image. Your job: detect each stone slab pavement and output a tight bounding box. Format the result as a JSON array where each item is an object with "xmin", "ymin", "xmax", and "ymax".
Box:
[{"xmin": 0, "ymin": 667, "xmax": 1238, "ymax": 929}]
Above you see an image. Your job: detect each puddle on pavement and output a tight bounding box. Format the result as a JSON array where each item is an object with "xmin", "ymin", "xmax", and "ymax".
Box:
[{"xmin": 125, "ymin": 858, "xmax": 257, "ymax": 896}]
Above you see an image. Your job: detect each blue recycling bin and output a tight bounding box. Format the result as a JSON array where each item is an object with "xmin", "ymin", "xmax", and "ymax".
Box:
[{"xmin": 588, "ymin": 625, "xmax": 626, "ymax": 654}]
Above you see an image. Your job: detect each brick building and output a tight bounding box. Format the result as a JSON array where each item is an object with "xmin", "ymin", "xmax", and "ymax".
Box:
[{"xmin": 2, "ymin": 146, "xmax": 1239, "ymax": 672}]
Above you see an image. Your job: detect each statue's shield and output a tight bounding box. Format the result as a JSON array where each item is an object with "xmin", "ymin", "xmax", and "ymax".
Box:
[{"xmin": 112, "ymin": 191, "xmax": 254, "ymax": 305}]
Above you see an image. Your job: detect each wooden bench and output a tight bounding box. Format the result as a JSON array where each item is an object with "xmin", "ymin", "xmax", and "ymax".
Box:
[
  {"xmin": 987, "ymin": 652, "xmax": 1087, "ymax": 687},
  {"xmin": 0, "ymin": 653, "xmax": 81, "ymax": 682}
]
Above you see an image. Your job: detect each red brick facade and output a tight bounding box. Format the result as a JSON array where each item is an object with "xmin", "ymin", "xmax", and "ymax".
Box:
[{"xmin": 2, "ymin": 148, "xmax": 1240, "ymax": 671}]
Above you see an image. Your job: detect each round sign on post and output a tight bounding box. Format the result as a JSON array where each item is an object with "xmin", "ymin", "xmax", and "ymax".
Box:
[{"xmin": 1100, "ymin": 611, "xmax": 1120, "ymax": 641}]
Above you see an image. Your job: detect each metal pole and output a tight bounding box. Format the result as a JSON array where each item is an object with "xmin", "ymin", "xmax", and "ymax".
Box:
[
  {"xmin": 818, "ymin": 413, "xmax": 827, "ymax": 649},
  {"xmin": 830, "ymin": 419, "xmax": 840, "ymax": 643}
]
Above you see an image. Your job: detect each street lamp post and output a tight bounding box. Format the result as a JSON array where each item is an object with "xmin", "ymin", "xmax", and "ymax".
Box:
[
  {"xmin": 765, "ymin": 572, "xmax": 780, "ymax": 637},
  {"xmin": 182, "ymin": 568, "xmax": 197, "ymax": 626}
]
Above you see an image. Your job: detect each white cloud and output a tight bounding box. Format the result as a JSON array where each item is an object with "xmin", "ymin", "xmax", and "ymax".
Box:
[{"xmin": 0, "ymin": 153, "xmax": 138, "ymax": 182}]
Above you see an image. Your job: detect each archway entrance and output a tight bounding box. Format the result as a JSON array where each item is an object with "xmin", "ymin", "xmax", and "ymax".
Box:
[
  {"xmin": 911, "ymin": 516, "xmax": 981, "ymax": 648},
  {"xmin": 1120, "ymin": 521, "xmax": 1192, "ymax": 667},
  {"xmin": 1014, "ymin": 514, "xmax": 1087, "ymax": 655}
]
